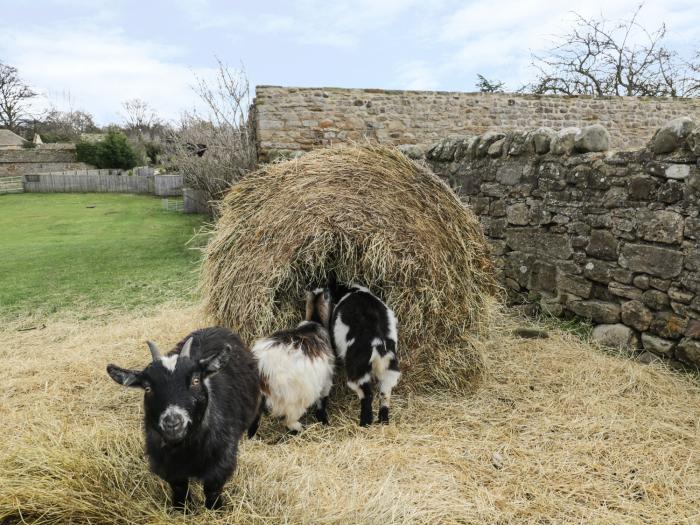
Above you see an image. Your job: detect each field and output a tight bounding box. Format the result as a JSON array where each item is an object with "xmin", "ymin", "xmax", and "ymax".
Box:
[
  {"xmin": 1, "ymin": 194, "xmax": 699, "ymax": 524},
  {"xmin": 0, "ymin": 193, "xmax": 206, "ymax": 319}
]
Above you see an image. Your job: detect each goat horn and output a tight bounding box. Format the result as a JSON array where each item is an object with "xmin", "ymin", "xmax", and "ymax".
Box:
[
  {"xmin": 146, "ymin": 341, "xmax": 162, "ymax": 361},
  {"xmin": 180, "ymin": 337, "xmax": 193, "ymax": 359}
]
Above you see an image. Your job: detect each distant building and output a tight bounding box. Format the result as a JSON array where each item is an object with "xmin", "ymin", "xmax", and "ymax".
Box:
[{"xmin": 0, "ymin": 129, "xmax": 27, "ymax": 149}]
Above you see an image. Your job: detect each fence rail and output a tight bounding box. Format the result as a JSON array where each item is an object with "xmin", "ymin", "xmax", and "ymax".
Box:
[
  {"xmin": 22, "ymin": 171, "xmax": 183, "ymax": 196},
  {"xmin": 0, "ymin": 176, "xmax": 24, "ymax": 194}
]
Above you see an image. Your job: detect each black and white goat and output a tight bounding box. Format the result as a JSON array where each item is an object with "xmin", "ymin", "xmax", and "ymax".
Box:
[
  {"xmin": 107, "ymin": 327, "xmax": 260, "ymax": 510},
  {"xmin": 330, "ymin": 283, "xmax": 400, "ymax": 426},
  {"xmin": 251, "ymin": 289, "xmax": 335, "ymax": 433}
]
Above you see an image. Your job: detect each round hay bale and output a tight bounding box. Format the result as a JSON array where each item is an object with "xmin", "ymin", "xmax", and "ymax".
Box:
[{"xmin": 201, "ymin": 144, "xmax": 497, "ymax": 391}]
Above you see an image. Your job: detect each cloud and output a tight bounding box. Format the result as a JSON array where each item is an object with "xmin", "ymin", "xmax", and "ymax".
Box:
[
  {"xmin": 392, "ymin": 0, "xmax": 700, "ymax": 93},
  {"xmin": 0, "ymin": 26, "xmax": 214, "ymax": 124},
  {"xmin": 394, "ymin": 60, "xmax": 441, "ymax": 90}
]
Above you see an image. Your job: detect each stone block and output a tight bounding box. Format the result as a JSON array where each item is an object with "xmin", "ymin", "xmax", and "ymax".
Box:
[
  {"xmin": 618, "ymin": 244, "xmax": 684, "ymax": 279},
  {"xmin": 487, "ymin": 138, "xmax": 505, "ymax": 157},
  {"xmin": 550, "ymin": 127, "xmax": 580, "ymax": 155},
  {"xmin": 641, "ymin": 333, "xmax": 676, "ymax": 356},
  {"xmin": 675, "ymin": 338, "xmax": 700, "ymax": 367},
  {"xmin": 583, "ymin": 259, "xmax": 612, "ymax": 284},
  {"xmin": 556, "ymin": 272, "xmax": 592, "ymax": 299},
  {"xmin": 477, "ymin": 132, "xmax": 506, "ymax": 158},
  {"xmin": 649, "ymin": 312, "xmax": 688, "ymax": 339},
  {"xmin": 496, "ymin": 164, "xmax": 523, "ymax": 185},
  {"xmin": 686, "ymin": 319, "xmax": 700, "ymax": 338},
  {"xmin": 567, "ymin": 299, "xmax": 620, "ymax": 324},
  {"xmin": 609, "ymin": 282, "xmax": 643, "ymax": 301},
  {"xmin": 627, "ymin": 176, "xmax": 658, "ymax": 200},
  {"xmin": 586, "ymin": 230, "xmax": 618, "ymax": 261},
  {"xmin": 574, "ymin": 124, "xmax": 610, "ymax": 152},
  {"xmin": 649, "ymin": 277, "xmax": 670, "ymax": 292},
  {"xmin": 592, "ymin": 323, "xmax": 637, "ymax": 349},
  {"xmin": 649, "ymin": 116, "xmax": 696, "ymax": 154},
  {"xmin": 621, "ymin": 300, "xmax": 653, "ymax": 331},
  {"xmin": 506, "ymin": 229, "xmax": 573, "ymax": 260},
  {"xmin": 687, "ymin": 128, "xmax": 700, "ymax": 155},
  {"xmin": 637, "ymin": 210, "xmax": 684, "ymax": 245},
  {"xmin": 664, "ymin": 164, "xmax": 691, "ymax": 180},
  {"xmin": 633, "ymin": 275, "xmax": 650, "ymax": 290},
  {"xmin": 506, "ymin": 203, "xmax": 530, "ymax": 225},
  {"xmin": 530, "ymin": 127, "xmax": 556, "ymax": 154},
  {"xmin": 528, "ymin": 261, "xmax": 557, "ymax": 293},
  {"xmin": 668, "ymin": 286, "xmax": 695, "ymax": 304},
  {"xmin": 657, "ymin": 181, "xmax": 684, "ymax": 203},
  {"xmin": 642, "ymin": 289, "xmax": 669, "ymax": 311}
]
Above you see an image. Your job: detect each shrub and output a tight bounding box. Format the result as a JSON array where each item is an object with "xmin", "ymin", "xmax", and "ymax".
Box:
[
  {"xmin": 75, "ymin": 140, "xmax": 100, "ymax": 165},
  {"xmin": 76, "ymin": 131, "xmax": 140, "ymax": 169}
]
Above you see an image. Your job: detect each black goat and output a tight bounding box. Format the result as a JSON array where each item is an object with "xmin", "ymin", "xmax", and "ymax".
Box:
[
  {"xmin": 107, "ymin": 327, "xmax": 260, "ymax": 510},
  {"xmin": 329, "ymin": 283, "xmax": 401, "ymax": 426}
]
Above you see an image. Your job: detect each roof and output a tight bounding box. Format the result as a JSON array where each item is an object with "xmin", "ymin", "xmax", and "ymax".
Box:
[{"xmin": 0, "ymin": 129, "xmax": 27, "ymax": 147}]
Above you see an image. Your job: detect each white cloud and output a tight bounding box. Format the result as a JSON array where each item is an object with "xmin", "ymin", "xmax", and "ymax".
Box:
[
  {"xmin": 393, "ymin": 0, "xmax": 700, "ymax": 92},
  {"xmin": 0, "ymin": 26, "xmax": 214, "ymax": 124},
  {"xmin": 394, "ymin": 60, "xmax": 441, "ymax": 90}
]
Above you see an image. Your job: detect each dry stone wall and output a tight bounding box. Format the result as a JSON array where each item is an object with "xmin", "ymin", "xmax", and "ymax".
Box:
[
  {"xmin": 253, "ymin": 86, "xmax": 700, "ymax": 162},
  {"xmin": 0, "ymin": 147, "xmax": 90, "ymax": 177},
  {"xmin": 422, "ymin": 118, "xmax": 700, "ymax": 368}
]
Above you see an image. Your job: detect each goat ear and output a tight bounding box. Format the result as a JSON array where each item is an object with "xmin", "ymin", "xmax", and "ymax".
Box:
[
  {"xmin": 107, "ymin": 364, "xmax": 143, "ymax": 388},
  {"xmin": 323, "ymin": 288, "xmax": 331, "ymax": 301},
  {"xmin": 198, "ymin": 344, "xmax": 231, "ymax": 378}
]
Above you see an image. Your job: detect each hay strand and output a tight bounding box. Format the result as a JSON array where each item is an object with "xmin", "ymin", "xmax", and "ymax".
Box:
[{"xmin": 201, "ymin": 144, "xmax": 497, "ymax": 391}]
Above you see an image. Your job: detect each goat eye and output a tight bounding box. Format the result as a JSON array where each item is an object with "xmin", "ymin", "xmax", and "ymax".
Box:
[
  {"xmin": 191, "ymin": 377, "xmax": 200, "ymax": 387},
  {"xmin": 144, "ymin": 386, "xmax": 152, "ymax": 394}
]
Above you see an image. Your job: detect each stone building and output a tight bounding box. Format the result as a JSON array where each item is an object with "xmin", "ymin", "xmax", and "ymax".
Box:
[{"xmin": 0, "ymin": 129, "xmax": 27, "ymax": 150}]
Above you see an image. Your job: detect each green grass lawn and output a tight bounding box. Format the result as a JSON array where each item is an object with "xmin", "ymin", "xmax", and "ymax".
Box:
[{"xmin": 0, "ymin": 193, "xmax": 207, "ymax": 320}]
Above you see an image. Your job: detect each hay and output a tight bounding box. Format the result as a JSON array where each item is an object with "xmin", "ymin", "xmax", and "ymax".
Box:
[
  {"xmin": 1, "ymin": 305, "xmax": 699, "ymax": 524},
  {"xmin": 201, "ymin": 144, "xmax": 497, "ymax": 391}
]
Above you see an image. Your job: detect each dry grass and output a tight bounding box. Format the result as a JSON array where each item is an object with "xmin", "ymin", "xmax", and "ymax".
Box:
[
  {"xmin": 1, "ymin": 305, "xmax": 698, "ymax": 524},
  {"xmin": 201, "ymin": 144, "xmax": 497, "ymax": 392}
]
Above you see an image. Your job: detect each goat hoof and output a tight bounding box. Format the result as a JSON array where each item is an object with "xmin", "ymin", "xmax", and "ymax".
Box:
[
  {"xmin": 378, "ymin": 407, "xmax": 389, "ymax": 424},
  {"xmin": 315, "ymin": 410, "xmax": 329, "ymax": 425}
]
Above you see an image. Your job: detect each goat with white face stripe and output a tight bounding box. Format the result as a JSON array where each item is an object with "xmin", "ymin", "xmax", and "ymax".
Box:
[
  {"xmin": 107, "ymin": 328, "xmax": 260, "ymax": 510},
  {"xmin": 330, "ymin": 283, "xmax": 401, "ymax": 426}
]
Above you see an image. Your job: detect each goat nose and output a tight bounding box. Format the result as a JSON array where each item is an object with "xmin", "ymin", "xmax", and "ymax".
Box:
[
  {"xmin": 161, "ymin": 413, "xmax": 185, "ymax": 431},
  {"xmin": 164, "ymin": 414, "xmax": 182, "ymax": 427}
]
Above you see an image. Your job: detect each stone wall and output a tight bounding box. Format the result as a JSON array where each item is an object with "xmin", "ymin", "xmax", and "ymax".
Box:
[
  {"xmin": 0, "ymin": 147, "xmax": 90, "ymax": 177},
  {"xmin": 253, "ymin": 86, "xmax": 700, "ymax": 162},
  {"xmin": 421, "ymin": 119, "xmax": 700, "ymax": 368}
]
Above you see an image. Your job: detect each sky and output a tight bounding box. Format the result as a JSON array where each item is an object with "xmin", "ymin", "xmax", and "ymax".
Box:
[{"xmin": 1, "ymin": 0, "xmax": 698, "ymax": 125}]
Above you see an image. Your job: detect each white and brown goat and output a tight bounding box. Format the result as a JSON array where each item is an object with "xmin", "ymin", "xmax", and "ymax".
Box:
[{"xmin": 251, "ymin": 289, "xmax": 334, "ymax": 433}]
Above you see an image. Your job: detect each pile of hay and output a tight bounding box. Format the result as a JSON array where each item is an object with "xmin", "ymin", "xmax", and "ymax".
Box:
[
  {"xmin": 201, "ymin": 144, "xmax": 497, "ymax": 391},
  {"xmin": 2, "ymin": 306, "xmax": 700, "ymax": 524}
]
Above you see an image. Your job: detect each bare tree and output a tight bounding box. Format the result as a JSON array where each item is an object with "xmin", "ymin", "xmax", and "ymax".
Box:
[
  {"xmin": 169, "ymin": 58, "xmax": 256, "ymax": 208},
  {"xmin": 120, "ymin": 98, "xmax": 160, "ymax": 133},
  {"xmin": 26, "ymin": 107, "xmax": 98, "ymax": 142},
  {"xmin": 476, "ymin": 74, "xmax": 505, "ymax": 93},
  {"xmin": 0, "ymin": 61, "xmax": 37, "ymax": 131},
  {"xmin": 527, "ymin": 5, "xmax": 699, "ymax": 97}
]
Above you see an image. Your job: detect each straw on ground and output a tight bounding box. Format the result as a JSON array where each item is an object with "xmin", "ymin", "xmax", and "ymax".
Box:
[{"xmin": 1, "ymin": 305, "xmax": 698, "ymax": 525}]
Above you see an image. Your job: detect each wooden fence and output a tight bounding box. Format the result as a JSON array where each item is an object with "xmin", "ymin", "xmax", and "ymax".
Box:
[
  {"xmin": 22, "ymin": 170, "xmax": 183, "ymax": 196},
  {"xmin": 0, "ymin": 176, "xmax": 24, "ymax": 195}
]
